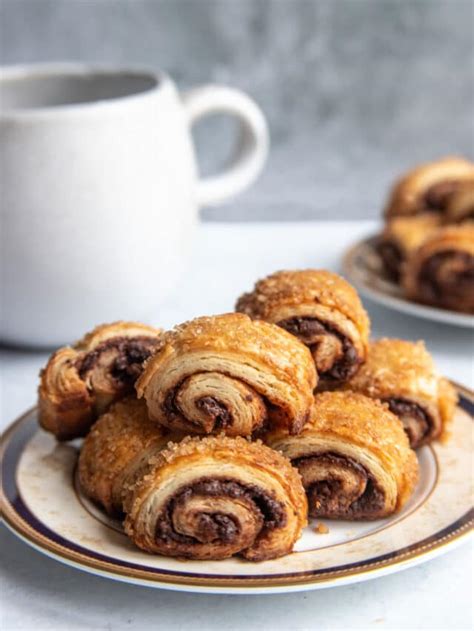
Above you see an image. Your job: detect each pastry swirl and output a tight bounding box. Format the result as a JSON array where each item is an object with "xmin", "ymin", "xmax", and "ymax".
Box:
[
  {"xmin": 124, "ymin": 435, "xmax": 308, "ymax": 561},
  {"xmin": 345, "ymin": 339, "xmax": 457, "ymax": 448},
  {"xmin": 263, "ymin": 392, "xmax": 418, "ymax": 520},
  {"xmin": 78, "ymin": 397, "xmax": 176, "ymax": 514},
  {"xmin": 385, "ymin": 156, "xmax": 474, "ymax": 219},
  {"xmin": 39, "ymin": 321, "xmax": 162, "ymax": 440},
  {"xmin": 136, "ymin": 313, "xmax": 316, "ymax": 436},
  {"xmin": 377, "ymin": 214, "xmax": 441, "ymax": 281},
  {"xmin": 402, "ymin": 225, "xmax": 474, "ymax": 313},
  {"xmin": 444, "ymin": 180, "xmax": 474, "ymax": 224},
  {"xmin": 236, "ymin": 270, "xmax": 370, "ymax": 386}
]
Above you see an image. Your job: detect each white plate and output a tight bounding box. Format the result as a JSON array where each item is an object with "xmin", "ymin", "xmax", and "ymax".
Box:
[
  {"xmin": 342, "ymin": 235, "xmax": 474, "ymax": 328},
  {"xmin": 1, "ymin": 386, "xmax": 473, "ymax": 594}
]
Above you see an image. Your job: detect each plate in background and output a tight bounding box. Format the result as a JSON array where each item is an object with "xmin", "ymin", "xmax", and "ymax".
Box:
[
  {"xmin": 342, "ymin": 235, "xmax": 474, "ymax": 328},
  {"xmin": 1, "ymin": 386, "xmax": 473, "ymax": 594}
]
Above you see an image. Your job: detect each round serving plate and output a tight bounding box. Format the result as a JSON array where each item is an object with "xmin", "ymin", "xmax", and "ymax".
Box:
[
  {"xmin": 342, "ymin": 235, "xmax": 474, "ymax": 328},
  {"xmin": 1, "ymin": 386, "xmax": 473, "ymax": 595}
]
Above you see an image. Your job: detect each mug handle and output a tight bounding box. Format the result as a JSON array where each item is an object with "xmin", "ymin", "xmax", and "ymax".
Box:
[{"xmin": 182, "ymin": 85, "xmax": 269, "ymax": 207}]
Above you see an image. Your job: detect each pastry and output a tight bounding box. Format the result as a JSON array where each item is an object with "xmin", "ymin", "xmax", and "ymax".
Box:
[
  {"xmin": 402, "ymin": 225, "xmax": 474, "ymax": 313},
  {"xmin": 78, "ymin": 397, "xmax": 176, "ymax": 514},
  {"xmin": 136, "ymin": 313, "xmax": 316, "ymax": 436},
  {"xmin": 39, "ymin": 321, "xmax": 162, "ymax": 440},
  {"xmin": 236, "ymin": 270, "xmax": 370, "ymax": 386},
  {"xmin": 263, "ymin": 392, "xmax": 418, "ymax": 520},
  {"xmin": 345, "ymin": 339, "xmax": 457, "ymax": 448},
  {"xmin": 377, "ymin": 214, "xmax": 442, "ymax": 281},
  {"xmin": 124, "ymin": 434, "xmax": 308, "ymax": 561},
  {"xmin": 384, "ymin": 156, "xmax": 474, "ymax": 219},
  {"xmin": 444, "ymin": 180, "xmax": 474, "ymax": 224}
]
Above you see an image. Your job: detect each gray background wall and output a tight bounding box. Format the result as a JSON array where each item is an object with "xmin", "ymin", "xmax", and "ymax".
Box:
[{"xmin": 1, "ymin": 0, "xmax": 473, "ymax": 220}]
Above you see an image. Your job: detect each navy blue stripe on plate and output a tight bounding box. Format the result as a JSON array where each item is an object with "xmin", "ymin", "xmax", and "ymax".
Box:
[{"xmin": 2, "ymin": 394, "xmax": 473, "ymax": 582}]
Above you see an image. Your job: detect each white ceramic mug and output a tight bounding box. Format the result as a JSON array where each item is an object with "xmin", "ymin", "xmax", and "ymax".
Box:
[{"xmin": 0, "ymin": 64, "xmax": 268, "ymax": 347}]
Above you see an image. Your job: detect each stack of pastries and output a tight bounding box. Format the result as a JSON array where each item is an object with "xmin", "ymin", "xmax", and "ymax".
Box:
[
  {"xmin": 377, "ymin": 156, "xmax": 474, "ymax": 313},
  {"xmin": 38, "ymin": 270, "xmax": 457, "ymax": 562}
]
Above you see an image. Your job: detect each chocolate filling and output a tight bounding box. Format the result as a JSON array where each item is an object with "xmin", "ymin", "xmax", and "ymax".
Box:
[
  {"xmin": 77, "ymin": 336, "xmax": 158, "ymax": 386},
  {"xmin": 278, "ymin": 316, "xmax": 360, "ymax": 382},
  {"xmin": 192, "ymin": 513, "xmax": 238, "ymax": 543},
  {"xmin": 449, "ymin": 200, "xmax": 474, "ymax": 223},
  {"xmin": 155, "ymin": 478, "xmax": 286, "ymax": 545},
  {"xmin": 418, "ymin": 250, "xmax": 474, "ymax": 309},
  {"xmin": 457, "ymin": 210, "xmax": 474, "ymax": 223},
  {"xmin": 424, "ymin": 180, "xmax": 459, "ymax": 212},
  {"xmin": 196, "ymin": 397, "xmax": 232, "ymax": 429},
  {"xmin": 377, "ymin": 239, "xmax": 403, "ymax": 282},
  {"xmin": 164, "ymin": 388, "xmax": 231, "ymax": 430},
  {"xmin": 294, "ymin": 452, "xmax": 385, "ymax": 519},
  {"xmin": 384, "ymin": 397, "xmax": 432, "ymax": 448}
]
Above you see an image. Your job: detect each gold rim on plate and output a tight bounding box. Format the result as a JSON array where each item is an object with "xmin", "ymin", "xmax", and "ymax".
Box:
[{"xmin": 1, "ymin": 384, "xmax": 473, "ymax": 592}]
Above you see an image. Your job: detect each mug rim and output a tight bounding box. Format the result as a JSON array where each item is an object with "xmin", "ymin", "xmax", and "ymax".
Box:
[{"xmin": 0, "ymin": 62, "xmax": 170, "ymax": 118}]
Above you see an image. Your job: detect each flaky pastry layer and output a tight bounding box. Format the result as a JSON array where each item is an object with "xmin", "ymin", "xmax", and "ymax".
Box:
[
  {"xmin": 124, "ymin": 434, "xmax": 307, "ymax": 561},
  {"xmin": 263, "ymin": 391, "xmax": 418, "ymax": 520},
  {"xmin": 236, "ymin": 270, "xmax": 370, "ymax": 386},
  {"xmin": 136, "ymin": 313, "xmax": 316, "ymax": 436},
  {"xmin": 38, "ymin": 321, "xmax": 162, "ymax": 440},
  {"xmin": 402, "ymin": 224, "xmax": 474, "ymax": 313},
  {"xmin": 345, "ymin": 339, "xmax": 457, "ymax": 447},
  {"xmin": 384, "ymin": 156, "xmax": 474, "ymax": 219},
  {"xmin": 378, "ymin": 214, "xmax": 442, "ymax": 281},
  {"xmin": 444, "ymin": 180, "xmax": 474, "ymax": 224},
  {"xmin": 78, "ymin": 397, "xmax": 174, "ymax": 514}
]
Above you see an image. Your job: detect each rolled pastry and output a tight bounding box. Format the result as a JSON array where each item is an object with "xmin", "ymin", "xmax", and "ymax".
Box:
[
  {"xmin": 444, "ymin": 180, "xmax": 474, "ymax": 224},
  {"xmin": 345, "ymin": 339, "xmax": 457, "ymax": 448},
  {"xmin": 39, "ymin": 321, "xmax": 162, "ymax": 440},
  {"xmin": 377, "ymin": 214, "xmax": 441, "ymax": 281},
  {"xmin": 402, "ymin": 225, "xmax": 474, "ymax": 313},
  {"xmin": 236, "ymin": 270, "xmax": 370, "ymax": 386},
  {"xmin": 78, "ymin": 397, "xmax": 176, "ymax": 514},
  {"xmin": 384, "ymin": 156, "xmax": 474, "ymax": 219},
  {"xmin": 124, "ymin": 435, "xmax": 308, "ymax": 561},
  {"xmin": 264, "ymin": 392, "xmax": 418, "ymax": 520},
  {"xmin": 136, "ymin": 313, "xmax": 317, "ymax": 436}
]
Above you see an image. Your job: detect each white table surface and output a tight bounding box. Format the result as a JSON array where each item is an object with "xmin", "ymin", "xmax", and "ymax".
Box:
[{"xmin": 1, "ymin": 221, "xmax": 473, "ymax": 631}]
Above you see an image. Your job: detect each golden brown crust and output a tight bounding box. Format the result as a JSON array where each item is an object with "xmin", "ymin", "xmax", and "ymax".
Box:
[
  {"xmin": 344, "ymin": 339, "xmax": 457, "ymax": 447},
  {"xmin": 235, "ymin": 270, "xmax": 370, "ymax": 386},
  {"xmin": 385, "ymin": 157, "xmax": 474, "ymax": 219},
  {"xmin": 437, "ymin": 377, "xmax": 458, "ymax": 443},
  {"xmin": 124, "ymin": 434, "xmax": 308, "ymax": 561},
  {"xmin": 38, "ymin": 348, "xmax": 94, "ymax": 441},
  {"xmin": 136, "ymin": 313, "xmax": 316, "ymax": 436},
  {"xmin": 38, "ymin": 321, "xmax": 162, "ymax": 441},
  {"xmin": 78, "ymin": 398, "xmax": 172, "ymax": 514},
  {"xmin": 263, "ymin": 391, "xmax": 418, "ymax": 520},
  {"xmin": 402, "ymin": 225, "xmax": 474, "ymax": 313},
  {"xmin": 444, "ymin": 180, "xmax": 474, "ymax": 224},
  {"xmin": 378, "ymin": 214, "xmax": 442, "ymax": 281},
  {"xmin": 76, "ymin": 321, "xmax": 160, "ymax": 350},
  {"xmin": 381, "ymin": 214, "xmax": 443, "ymax": 255}
]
